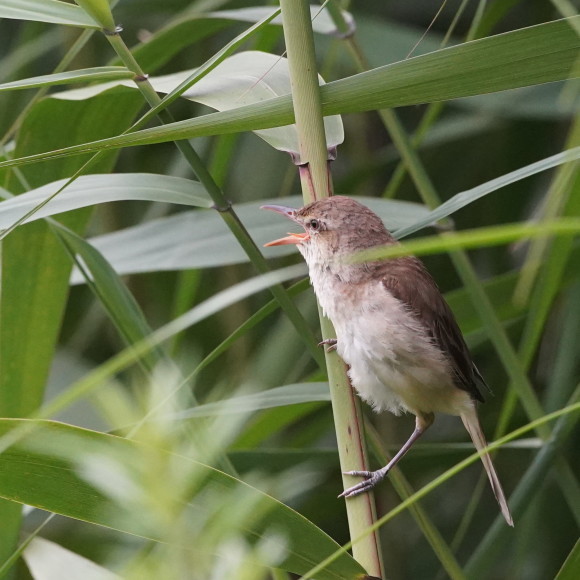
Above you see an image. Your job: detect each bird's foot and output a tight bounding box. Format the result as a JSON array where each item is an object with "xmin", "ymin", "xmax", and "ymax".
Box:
[
  {"xmin": 339, "ymin": 469, "xmax": 387, "ymax": 499},
  {"xmin": 318, "ymin": 338, "xmax": 338, "ymax": 352}
]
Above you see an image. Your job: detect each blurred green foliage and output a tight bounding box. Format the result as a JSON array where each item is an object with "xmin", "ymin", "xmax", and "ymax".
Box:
[{"xmin": 0, "ymin": 1, "xmax": 578, "ymax": 579}]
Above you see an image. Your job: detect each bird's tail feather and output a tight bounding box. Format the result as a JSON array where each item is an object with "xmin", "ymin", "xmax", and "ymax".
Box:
[{"xmin": 461, "ymin": 408, "xmax": 514, "ymax": 527}]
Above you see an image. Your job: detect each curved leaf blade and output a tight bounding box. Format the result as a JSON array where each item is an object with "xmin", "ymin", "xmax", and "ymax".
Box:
[
  {"xmin": 394, "ymin": 147, "xmax": 580, "ymax": 239},
  {"xmin": 0, "ymin": 173, "xmax": 211, "ymax": 230},
  {"xmin": 323, "ymin": 17, "xmax": 580, "ymax": 115},
  {"xmin": 54, "ymin": 52, "xmax": 344, "ymax": 158},
  {"xmin": 0, "ymin": 0, "xmax": 98, "ymax": 28},
  {"xmin": 176, "ymin": 383, "xmax": 331, "ymax": 419},
  {"xmin": 54, "ymin": 226, "xmax": 162, "ymax": 369},
  {"xmin": 554, "ymin": 539, "xmax": 580, "ymax": 580},
  {"xmin": 0, "ymin": 67, "xmax": 134, "ymax": 93},
  {"xmin": 73, "ymin": 0, "xmax": 114, "ymax": 30},
  {"xmin": 24, "ymin": 537, "xmax": 121, "ymax": 580},
  {"xmin": 0, "ymin": 419, "xmax": 365, "ymax": 580}
]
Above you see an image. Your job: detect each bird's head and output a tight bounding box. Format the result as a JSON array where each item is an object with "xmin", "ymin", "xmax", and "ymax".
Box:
[{"xmin": 261, "ymin": 196, "xmax": 392, "ymax": 266}]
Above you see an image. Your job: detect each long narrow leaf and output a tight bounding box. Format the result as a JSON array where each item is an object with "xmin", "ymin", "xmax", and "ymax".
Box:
[
  {"xmin": 0, "ymin": 67, "xmax": 133, "ymax": 92},
  {"xmin": 54, "ymin": 225, "xmax": 161, "ymax": 370},
  {"xmin": 0, "ymin": 0, "xmax": 97, "ymax": 27},
  {"xmin": 394, "ymin": 147, "xmax": 580, "ymax": 239},
  {"xmin": 0, "ymin": 18, "xmax": 577, "ymax": 170},
  {"xmin": 0, "ymin": 173, "xmax": 211, "ymax": 229},
  {"xmin": 355, "ymin": 219, "xmax": 580, "ymax": 263},
  {"xmin": 176, "ymin": 383, "xmax": 331, "ymax": 419},
  {"xmin": 0, "ymin": 81, "xmax": 144, "ymax": 560},
  {"xmin": 23, "ymin": 537, "xmax": 121, "ymax": 580},
  {"xmin": 555, "ymin": 540, "xmax": 580, "ymax": 580}
]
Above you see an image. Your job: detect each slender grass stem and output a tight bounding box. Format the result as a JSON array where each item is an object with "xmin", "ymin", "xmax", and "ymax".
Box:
[
  {"xmin": 279, "ymin": 1, "xmax": 384, "ymax": 576},
  {"xmin": 103, "ymin": 28, "xmax": 325, "ymax": 370}
]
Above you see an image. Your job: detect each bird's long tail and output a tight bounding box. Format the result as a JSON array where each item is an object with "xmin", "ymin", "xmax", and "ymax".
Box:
[{"xmin": 461, "ymin": 408, "xmax": 514, "ymax": 526}]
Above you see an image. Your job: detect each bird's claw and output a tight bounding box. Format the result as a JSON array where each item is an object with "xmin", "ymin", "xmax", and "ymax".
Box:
[
  {"xmin": 339, "ymin": 470, "xmax": 384, "ymax": 499},
  {"xmin": 318, "ymin": 338, "xmax": 338, "ymax": 352}
]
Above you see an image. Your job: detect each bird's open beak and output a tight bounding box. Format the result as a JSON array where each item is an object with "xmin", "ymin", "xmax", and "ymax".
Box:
[{"xmin": 260, "ymin": 204, "xmax": 309, "ymax": 247}]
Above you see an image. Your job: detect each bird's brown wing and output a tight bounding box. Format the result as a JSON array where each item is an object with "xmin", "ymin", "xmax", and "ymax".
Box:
[{"xmin": 380, "ymin": 256, "xmax": 486, "ymax": 402}]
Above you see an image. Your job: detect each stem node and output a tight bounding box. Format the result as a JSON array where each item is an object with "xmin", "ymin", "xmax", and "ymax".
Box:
[
  {"xmin": 212, "ymin": 200, "xmax": 233, "ymax": 213},
  {"xmin": 103, "ymin": 25, "xmax": 123, "ymax": 36}
]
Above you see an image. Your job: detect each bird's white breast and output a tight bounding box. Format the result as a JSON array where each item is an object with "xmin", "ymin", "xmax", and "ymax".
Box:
[{"xmin": 307, "ymin": 260, "xmax": 470, "ymax": 416}]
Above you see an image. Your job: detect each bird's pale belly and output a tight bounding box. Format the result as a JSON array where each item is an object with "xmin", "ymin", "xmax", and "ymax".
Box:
[{"xmin": 333, "ymin": 306, "xmax": 471, "ymax": 417}]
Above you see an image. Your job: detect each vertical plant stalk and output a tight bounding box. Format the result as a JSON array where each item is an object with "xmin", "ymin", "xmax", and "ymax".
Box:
[{"xmin": 279, "ymin": 1, "xmax": 384, "ymax": 577}]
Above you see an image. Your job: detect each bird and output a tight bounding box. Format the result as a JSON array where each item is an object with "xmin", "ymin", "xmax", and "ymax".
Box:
[{"xmin": 261, "ymin": 195, "xmax": 513, "ymax": 526}]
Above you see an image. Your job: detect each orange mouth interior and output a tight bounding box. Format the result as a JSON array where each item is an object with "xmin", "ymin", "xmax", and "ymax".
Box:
[{"xmin": 264, "ymin": 232, "xmax": 309, "ymax": 247}]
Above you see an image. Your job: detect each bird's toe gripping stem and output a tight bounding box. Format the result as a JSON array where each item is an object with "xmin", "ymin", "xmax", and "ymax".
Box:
[
  {"xmin": 339, "ymin": 469, "xmax": 388, "ymax": 499},
  {"xmin": 318, "ymin": 338, "xmax": 338, "ymax": 352}
]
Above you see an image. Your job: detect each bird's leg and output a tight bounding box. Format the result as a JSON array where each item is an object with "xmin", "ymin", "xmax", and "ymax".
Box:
[
  {"xmin": 318, "ymin": 338, "xmax": 338, "ymax": 352},
  {"xmin": 339, "ymin": 412, "xmax": 435, "ymax": 499}
]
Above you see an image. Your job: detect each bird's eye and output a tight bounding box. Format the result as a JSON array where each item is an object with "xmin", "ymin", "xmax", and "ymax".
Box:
[{"xmin": 309, "ymin": 219, "xmax": 321, "ymax": 231}]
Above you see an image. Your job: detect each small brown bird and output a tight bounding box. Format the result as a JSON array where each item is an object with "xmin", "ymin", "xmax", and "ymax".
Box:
[{"xmin": 262, "ymin": 196, "xmax": 513, "ymax": 526}]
